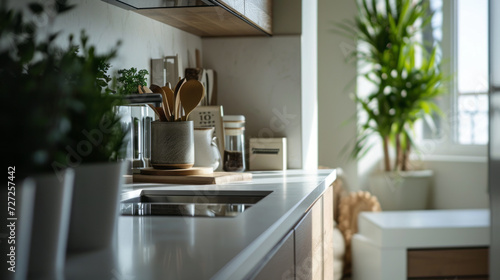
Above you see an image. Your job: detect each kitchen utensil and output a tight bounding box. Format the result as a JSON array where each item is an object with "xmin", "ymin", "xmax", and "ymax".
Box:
[
  {"xmin": 179, "ymin": 79, "xmax": 205, "ymax": 121},
  {"xmin": 150, "ymin": 84, "xmax": 172, "ymax": 121},
  {"xmin": 205, "ymin": 69, "xmax": 216, "ymax": 105},
  {"xmin": 174, "ymin": 78, "xmax": 186, "ymax": 120},
  {"xmin": 162, "ymin": 86, "xmax": 175, "ymax": 120},
  {"xmin": 147, "ymin": 106, "xmax": 166, "ymax": 121},
  {"xmin": 151, "ymin": 120, "xmax": 194, "ymax": 169},
  {"xmin": 138, "ymin": 85, "xmax": 167, "ymax": 121},
  {"xmin": 198, "ymin": 68, "xmax": 207, "ymax": 105},
  {"xmin": 149, "ymin": 84, "xmax": 163, "ymax": 94},
  {"xmin": 185, "ymin": 49, "xmax": 210, "ymax": 105},
  {"xmin": 151, "ymin": 58, "xmax": 165, "ymax": 86}
]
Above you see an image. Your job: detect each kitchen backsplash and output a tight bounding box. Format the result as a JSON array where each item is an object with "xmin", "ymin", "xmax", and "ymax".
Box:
[{"xmin": 202, "ymin": 36, "xmax": 303, "ymax": 169}]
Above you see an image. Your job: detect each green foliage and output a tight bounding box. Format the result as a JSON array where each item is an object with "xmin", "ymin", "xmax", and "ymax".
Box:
[
  {"xmin": 0, "ymin": 1, "xmax": 126, "ymax": 179},
  {"xmin": 60, "ymin": 32, "xmax": 127, "ymax": 165},
  {"xmin": 337, "ymin": 0, "xmax": 445, "ymax": 171},
  {"xmin": 116, "ymin": 67, "xmax": 149, "ymax": 94}
]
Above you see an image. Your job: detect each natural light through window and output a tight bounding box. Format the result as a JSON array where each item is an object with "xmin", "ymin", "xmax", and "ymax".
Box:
[{"xmin": 457, "ymin": 0, "xmax": 489, "ymax": 145}]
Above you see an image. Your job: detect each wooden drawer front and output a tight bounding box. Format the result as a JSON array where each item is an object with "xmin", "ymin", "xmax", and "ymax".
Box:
[
  {"xmin": 408, "ymin": 248, "xmax": 489, "ymax": 278},
  {"xmin": 295, "ymin": 199, "xmax": 323, "ymax": 280},
  {"xmin": 323, "ymin": 185, "xmax": 334, "ymax": 280},
  {"xmin": 410, "ymin": 278, "xmax": 488, "ymax": 280}
]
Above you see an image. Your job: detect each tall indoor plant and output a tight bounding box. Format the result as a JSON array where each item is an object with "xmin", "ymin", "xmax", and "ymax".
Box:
[{"xmin": 339, "ymin": 0, "xmax": 445, "ymax": 209}]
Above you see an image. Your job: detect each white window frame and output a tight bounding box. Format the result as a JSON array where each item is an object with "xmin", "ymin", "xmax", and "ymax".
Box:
[{"xmin": 419, "ymin": 0, "xmax": 488, "ymax": 158}]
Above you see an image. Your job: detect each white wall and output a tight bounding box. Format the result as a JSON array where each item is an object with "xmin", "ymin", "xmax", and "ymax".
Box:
[
  {"xmin": 11, "ymin": 0, "xmax": 202, "ymax": 80},
  {"xmin": 201, "ymin": 0, "xmax": 318, "ymax": 170},
  {"xmin": 423, "ymin": 156, "xmax": 489, "ymax": 209},
  {"xmin": 317, "ymin": 0, "xmax": 359, "ymax": 188},
  {"xmin": 202, "ymin": 36, "xmax": 303, "ymax": 168}
]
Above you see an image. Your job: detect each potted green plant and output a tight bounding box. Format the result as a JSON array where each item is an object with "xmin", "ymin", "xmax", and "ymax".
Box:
[
  {"xmin": 1, "ymin": 1, "xmax": 128, "ymax": 275},
  {"xmin": 59, "ymin": 32, "xmax": 129, "ymax": 255},
  {"xmin": 1, "ymin": 1, "xmax": 77, "ymax": 279},
  {"xmin": 338, "ymin": 0, "xmax": 445, "ymax": 210},
  {"xmin": 116, "ymin": 67, "xmax": 149, "ymax": 94}
]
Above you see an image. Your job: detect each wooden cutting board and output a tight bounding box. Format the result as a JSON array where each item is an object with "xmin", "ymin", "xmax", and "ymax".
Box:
[
  {"xmin": 133, "ymin": 172, "xmax": 252, "ymax": 185},
  {"xmin": 140, "ymin": 167, "xmax": 213, "ymax": 176}
]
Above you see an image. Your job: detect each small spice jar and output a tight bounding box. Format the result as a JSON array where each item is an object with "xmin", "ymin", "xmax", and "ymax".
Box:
[{"xmin": 223, "ymin": 115, "xmax": 246, "ymax": 172}]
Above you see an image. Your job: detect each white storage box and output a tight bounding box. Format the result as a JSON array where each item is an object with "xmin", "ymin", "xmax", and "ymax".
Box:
[{"xmin": 249, "ymin": 138, "xmax": 287, "ymax": 170}]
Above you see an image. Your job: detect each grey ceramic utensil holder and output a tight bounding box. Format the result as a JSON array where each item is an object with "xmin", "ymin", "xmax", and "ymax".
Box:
[{"xmin": 151, "ymin": 120, "xmax": 194, "ymax": 169}]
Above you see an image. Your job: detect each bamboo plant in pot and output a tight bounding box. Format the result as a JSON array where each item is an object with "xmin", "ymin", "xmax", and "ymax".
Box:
[{"xmin": 339, "ymin": 0, "xmax": 446, "ymax": 210}]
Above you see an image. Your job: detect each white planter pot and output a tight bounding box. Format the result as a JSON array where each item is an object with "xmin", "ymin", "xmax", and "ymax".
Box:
[
  {"xmin": 66, "ymin": 161, "xmax": 126, "ymax": 254},
  {"xmin": 369, "ymin": 170, "xmax": 433, "ymax": 211},
  {"xmin": 12, "ymin": 179, "xmax": 36, "ymax": 280},
  {"xmin": 29, "ymin": 169, "xmax": 75, "ymax": 280}
]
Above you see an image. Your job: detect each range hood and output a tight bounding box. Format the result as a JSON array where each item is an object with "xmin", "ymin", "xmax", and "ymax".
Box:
[{"xmin": 103, "ymin": 0, "xmax": 215, "ymax": 9}]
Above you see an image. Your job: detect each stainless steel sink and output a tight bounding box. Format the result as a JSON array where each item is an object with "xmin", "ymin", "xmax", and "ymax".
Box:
[{"xmin": 120, "ymin": 190, "xmax": 271, "ymax": 217}]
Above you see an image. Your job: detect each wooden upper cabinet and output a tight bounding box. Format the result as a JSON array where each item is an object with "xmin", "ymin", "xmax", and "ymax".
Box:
[{"xmin": 102, "ymin": 0, "xmax": 272, "ymax": 37}]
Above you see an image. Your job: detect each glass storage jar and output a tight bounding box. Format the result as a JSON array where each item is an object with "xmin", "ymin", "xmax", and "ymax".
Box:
[{"xmin": 223, "ymin": 115, "xmax": 246, "ymax": 172}]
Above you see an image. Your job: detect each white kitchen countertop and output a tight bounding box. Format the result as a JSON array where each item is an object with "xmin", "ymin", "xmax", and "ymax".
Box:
[{"xmin": 65, "ymin": 169, "xmax": 336, "ymax": 280}]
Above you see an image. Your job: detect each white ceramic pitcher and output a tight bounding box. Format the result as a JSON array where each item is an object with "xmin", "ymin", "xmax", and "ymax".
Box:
[{"xmin": 193, "ymin": 128, "xmax": 221, "ymax": 170}]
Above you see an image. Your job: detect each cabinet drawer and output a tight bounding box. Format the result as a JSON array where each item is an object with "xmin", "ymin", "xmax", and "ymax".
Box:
[
  {"xmin": 295, "ymin": 198, "xmax": 323, "ymax": 280},
  {"xmin": 251, "ymin": 231, "xmax": 294, "ymax": 280},
  {"xmin": 407, "ymin": 247, "xmax": 489, "ymax": 278}
]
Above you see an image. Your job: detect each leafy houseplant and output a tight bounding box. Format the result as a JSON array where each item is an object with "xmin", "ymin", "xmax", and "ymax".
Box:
[
  {"xmin": 1, "ymin": 2, "xmax": 126, "ymax": 177},
  {"xmin": 1, "ymin": 0, "xmax": 128, "ymax": 272},
  {"xmin": 116, "ymin": 67, "xmax": 149, "ymax": 94},
  {"xmin": 339, "ymin": 0, "xmax": 445, "ymax": 172},
  {"xmin": 52, "ymin": 32, "xmax": 127, "ymax": 170}
]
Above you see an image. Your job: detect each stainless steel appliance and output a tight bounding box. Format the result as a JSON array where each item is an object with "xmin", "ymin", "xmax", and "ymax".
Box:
[{"xmin": 117, "ymin": 94, "xmax": 162, "ymax": 174}]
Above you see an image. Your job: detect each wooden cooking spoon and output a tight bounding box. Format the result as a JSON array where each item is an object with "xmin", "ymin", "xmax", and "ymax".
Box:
[
  {"xmin": 139, "ymin": 85, "xmax": 167, "ymax": 121},
  {"xmin": 173, "ymin": 78, "xmax": 186, "ymax": 121},
  {"xmin": 150, "ymin": 84, "xmax": 172, "ymax": 121},
  {"xmin": 162, "ymin": 86, "xmax": 175, "ymax": 121},
  {"xmin": 179, "ymin": 79, "xmax": 205, "ymax": 121}
]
